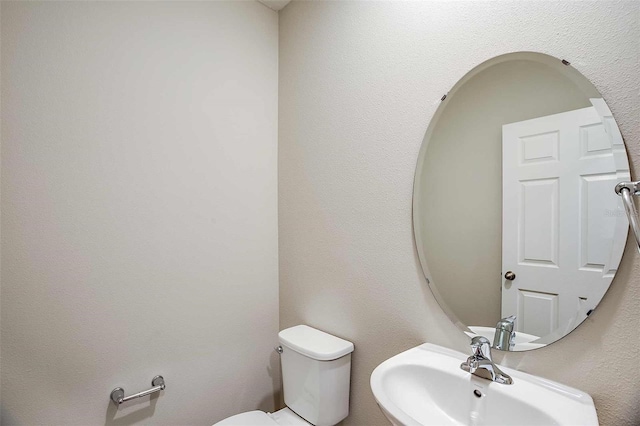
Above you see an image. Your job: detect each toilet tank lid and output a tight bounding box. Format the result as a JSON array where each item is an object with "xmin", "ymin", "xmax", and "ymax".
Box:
[{"xmin": 278, "ymin": 325, "xmax": 354, "ymax": 361}]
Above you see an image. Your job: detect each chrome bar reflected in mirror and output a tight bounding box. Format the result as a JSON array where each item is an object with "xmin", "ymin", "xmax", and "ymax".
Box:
[{"xmin": 615, "ymin": 182, "xmax": 640, "ymax": 253}]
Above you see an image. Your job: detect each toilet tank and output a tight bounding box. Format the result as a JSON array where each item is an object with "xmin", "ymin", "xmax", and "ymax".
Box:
[{"xmin": 278, "ymin": 325, "xmax": 354, "ymax": 426}]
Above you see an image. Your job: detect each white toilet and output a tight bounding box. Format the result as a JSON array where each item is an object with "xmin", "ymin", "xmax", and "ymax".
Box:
[{"xmin": 215, "ymin": 325, "xmax": 355, "ymax": 426}]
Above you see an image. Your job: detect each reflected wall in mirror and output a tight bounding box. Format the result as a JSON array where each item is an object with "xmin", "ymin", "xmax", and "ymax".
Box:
[{"xmin": 413, "ymin": 52, "xmax": 631, "ymax": 351}]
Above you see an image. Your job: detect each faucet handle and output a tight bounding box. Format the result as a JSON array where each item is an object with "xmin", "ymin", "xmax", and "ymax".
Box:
[{"xmin": 470, "ymin": 336, "xmax": 492, "ymax": 360}]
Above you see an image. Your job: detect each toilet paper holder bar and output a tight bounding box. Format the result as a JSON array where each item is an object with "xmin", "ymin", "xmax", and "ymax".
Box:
[{"xmin": 110, "ymin": 375, "xmax": 165, "ymax": 406}]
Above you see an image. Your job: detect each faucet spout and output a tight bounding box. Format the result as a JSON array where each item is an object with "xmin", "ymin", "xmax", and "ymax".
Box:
[
  {"xmin": 460, "ymin": 336, "xmax": 513, "ymax": 385},
  {"xmin": 493, "ymin": 315, "xmax": 516, "ymax": 351}
]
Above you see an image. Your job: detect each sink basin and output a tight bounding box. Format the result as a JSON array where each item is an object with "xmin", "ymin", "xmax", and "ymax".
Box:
[{"xmin": 370, "ymin": 343, "xmax": 597, "ymax": 426}]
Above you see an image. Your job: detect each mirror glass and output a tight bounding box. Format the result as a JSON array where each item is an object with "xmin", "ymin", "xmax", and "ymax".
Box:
[{"xmin": 413, "ymin": 52, "xmax": 631, "ymax": 351}]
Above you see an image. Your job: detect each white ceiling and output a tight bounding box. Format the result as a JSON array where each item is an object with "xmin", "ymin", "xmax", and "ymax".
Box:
[{"xmin": 257, "ymin": 0, "xmax": 292, "ymax": 11}]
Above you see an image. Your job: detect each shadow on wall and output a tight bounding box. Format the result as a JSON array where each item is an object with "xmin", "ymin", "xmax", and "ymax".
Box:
[
  {"xmin": 0, "ymin": 408, "xmax": 18, "ymax": 425},
  {"xmin": 104, "ymin": 393, "xmax": 160, "ymax": 426},
  {"xmin": 261, "ymin": 350, "xmax": 284, "ymax": 413}
]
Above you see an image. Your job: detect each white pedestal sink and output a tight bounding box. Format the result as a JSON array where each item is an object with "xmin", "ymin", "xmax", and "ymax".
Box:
[{"xmin": 370, "ymin": 343, "xmax": 598, "ymax": 426}]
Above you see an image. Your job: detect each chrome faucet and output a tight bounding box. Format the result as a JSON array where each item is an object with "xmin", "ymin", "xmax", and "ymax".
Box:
[
  {"xmin": 493, "ymin": 315, "xmax": 516, "ymax": 351},
  {"xmin": 460, "ymin": 336, "xmax": 513, "ymax": 385}
]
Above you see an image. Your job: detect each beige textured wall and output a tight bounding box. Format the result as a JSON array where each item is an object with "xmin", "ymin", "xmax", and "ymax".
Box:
[
  {"xmin": 419, "ymin": 59, "xmax": 591, "ymax": 328},
  {"xmin": 279, "ymin": 1, "xmax": 639, "ymax": 425},
  {"xmin": 1, "ymin": 2, "xmax": 279, "ymax": 424}
]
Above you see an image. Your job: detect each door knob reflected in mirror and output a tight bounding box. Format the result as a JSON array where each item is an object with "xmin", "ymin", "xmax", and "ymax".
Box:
[{"xmin": 504, "ymin": 271, "xmax": 516, "ymax": 281}]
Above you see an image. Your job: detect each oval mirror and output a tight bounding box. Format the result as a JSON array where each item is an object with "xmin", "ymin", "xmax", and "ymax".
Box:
[{"xmin": 413, "ymin": 52, "xmax": 631, "ymax": 351}]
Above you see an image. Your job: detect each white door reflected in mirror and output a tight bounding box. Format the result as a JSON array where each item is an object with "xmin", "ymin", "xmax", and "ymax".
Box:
[{"xmin": 501, "ymin": 99, "xmax": 628, "ymax": 339}]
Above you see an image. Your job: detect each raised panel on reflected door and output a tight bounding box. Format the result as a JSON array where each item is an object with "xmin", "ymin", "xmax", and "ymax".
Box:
[{"xmin": 519, "ymin": 178, "xmax": 559, "ymax": 266}]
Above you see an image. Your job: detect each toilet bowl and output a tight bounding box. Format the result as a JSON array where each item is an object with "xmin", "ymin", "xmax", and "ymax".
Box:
[
  {"xmin": 215, "ymin": 408, "xmax": 308, "ymax": 426},
  {"xmin": 214, "ymin": 325, "xmax": 354, "ymax": 426}
]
